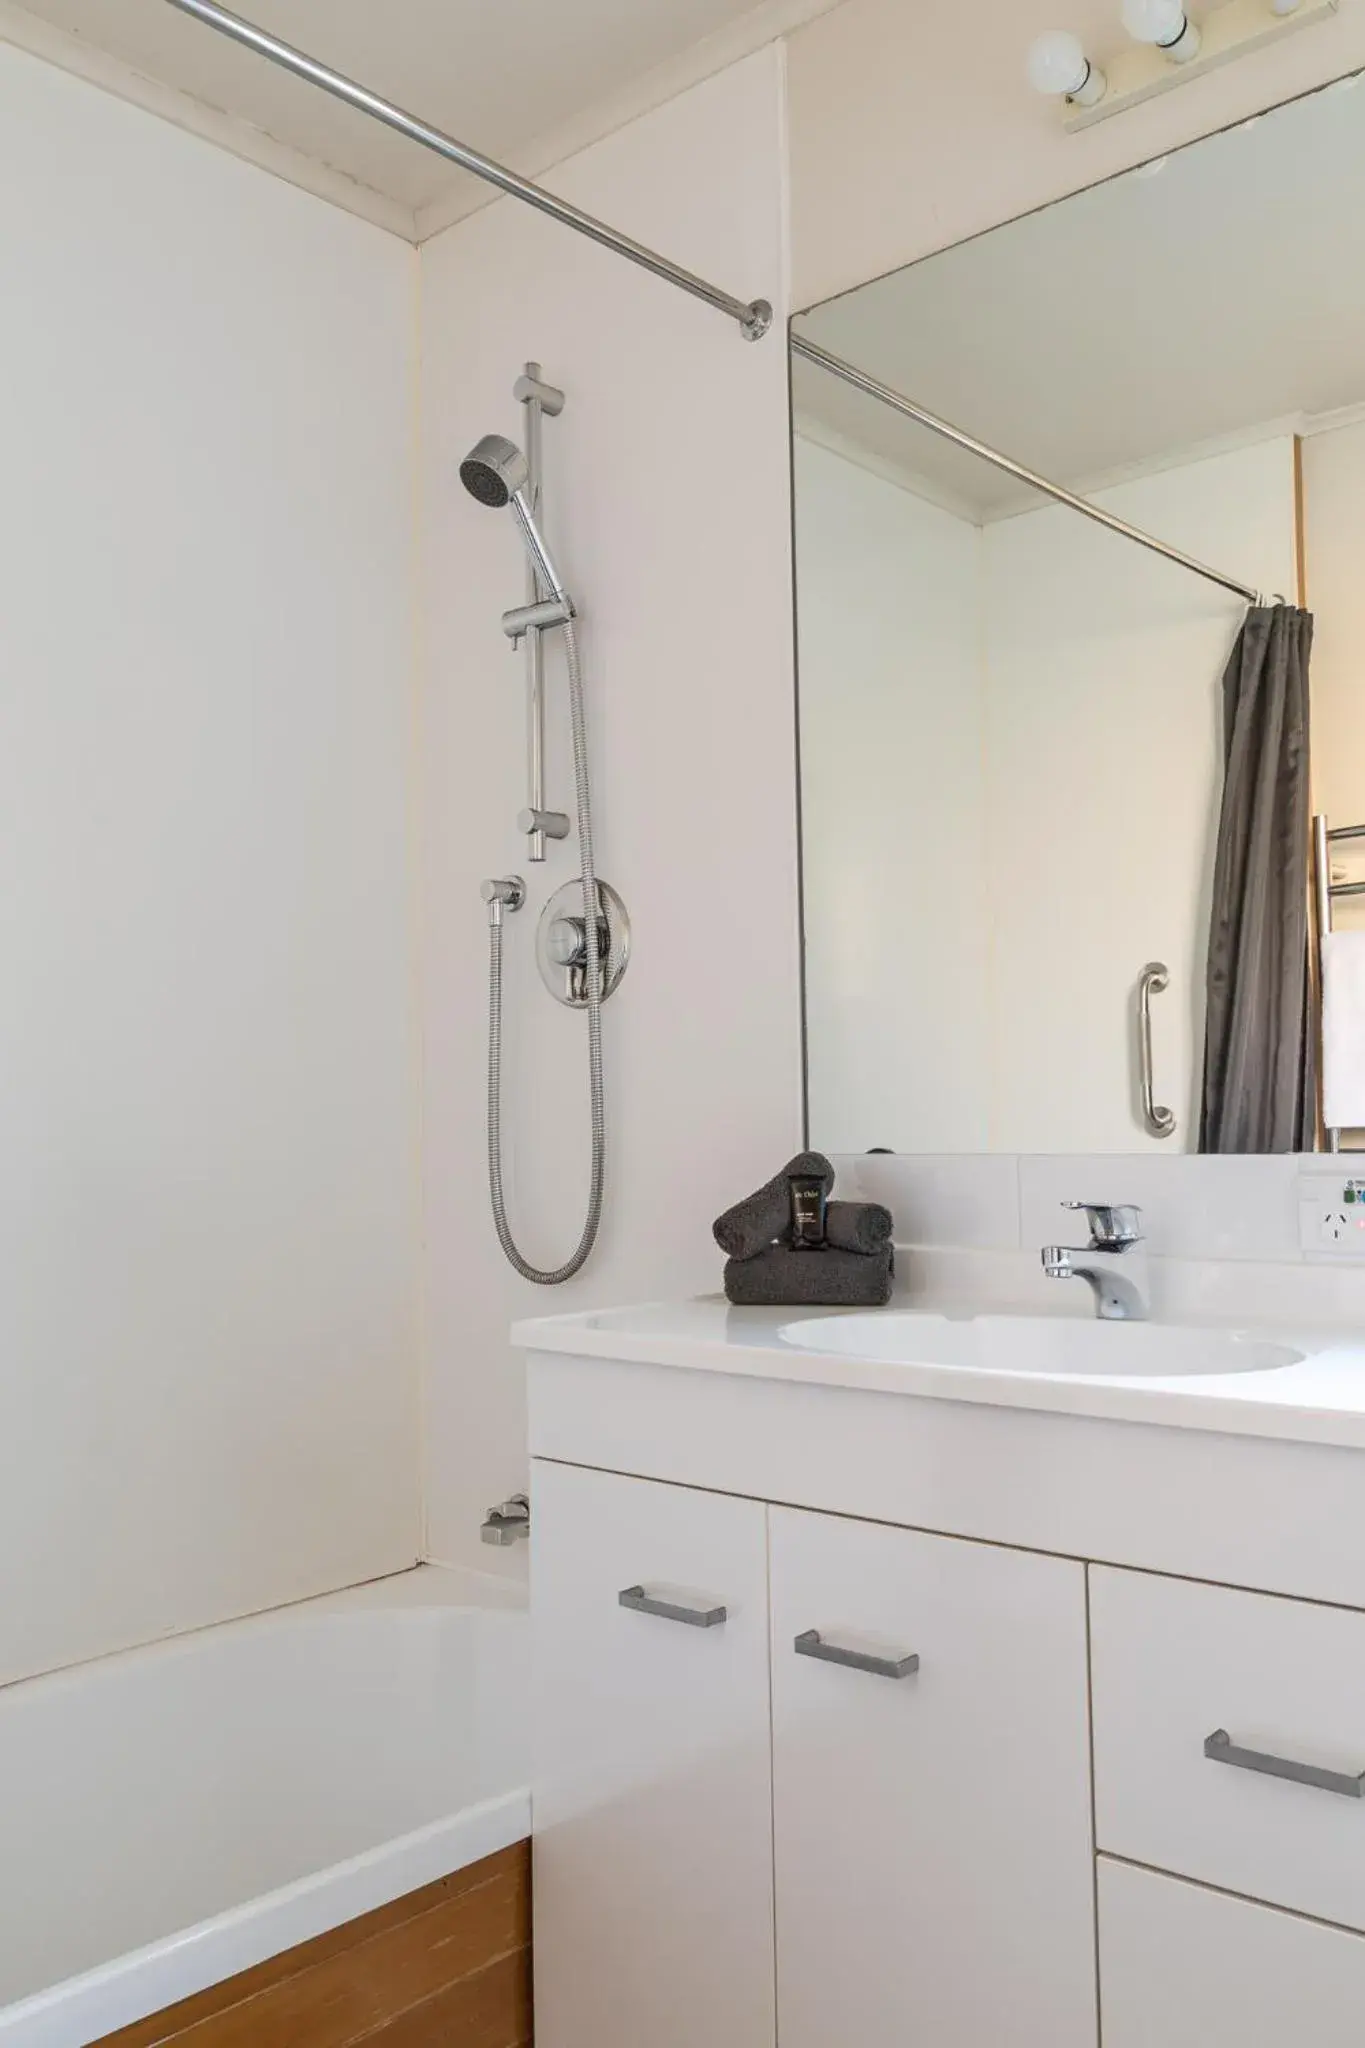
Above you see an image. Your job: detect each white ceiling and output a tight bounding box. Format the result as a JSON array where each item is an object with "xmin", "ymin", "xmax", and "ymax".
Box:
[
  {"xmin": 794, "ymin": 70, "xmax": 1365, "ymax": 518},
  {"xmin": 3, "ymin": 0, "xmax": 838, "ymax": 236}
]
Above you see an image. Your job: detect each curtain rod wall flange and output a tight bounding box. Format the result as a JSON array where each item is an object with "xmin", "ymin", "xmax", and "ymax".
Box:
[
  {"xmin": 792, "ymin": 332, "xmax": 1262, "ymax": 606},
  {"xmin": 161, "ymin": 0, "xmax": 774, "ymax": 341}
]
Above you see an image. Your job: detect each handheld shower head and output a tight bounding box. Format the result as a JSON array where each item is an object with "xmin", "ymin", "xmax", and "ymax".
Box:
[
  {"xmin": 460, "ymin": 431, "xmax": 571, "ymax": 608},
  {"xmin": 459, "ymin": 433, "xmax": 528, "ymax": 510}
]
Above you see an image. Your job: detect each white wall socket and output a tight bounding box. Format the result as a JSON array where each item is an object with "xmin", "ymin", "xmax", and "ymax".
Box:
[{"xmin": 1298, "ymin": 1173, "xmax": 1365, "ymax": 1260}]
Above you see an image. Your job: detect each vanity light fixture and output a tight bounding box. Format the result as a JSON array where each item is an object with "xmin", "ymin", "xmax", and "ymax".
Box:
[
  {"xmin": 1027, "ymin": 29, "xmax": 1108, "ymax": 104},
  {"xmin": 1038, "ymin": 0, "xmax": 1338, "ymax": 131},
  {"xmin": 1122, "ymin": 0, "xmax": 1202, "ymax": 61}
]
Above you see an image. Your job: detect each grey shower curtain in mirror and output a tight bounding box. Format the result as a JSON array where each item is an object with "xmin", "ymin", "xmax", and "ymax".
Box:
[{"xmin": 1199, "ymin": 605, "xmax": 1315, "ymax": 1154}]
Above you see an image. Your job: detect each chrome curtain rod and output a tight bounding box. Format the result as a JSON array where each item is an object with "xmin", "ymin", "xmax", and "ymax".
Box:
[
  {"xmin": 162, "ymin": 0, "xmax": 773, "ymax": 341},
  {"xmin": 791, "ymin": 332, "xmax": 1262, "ymax": 607}
]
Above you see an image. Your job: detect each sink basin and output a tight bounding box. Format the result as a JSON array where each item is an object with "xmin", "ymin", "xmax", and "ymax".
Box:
[{"xmin": 778, "ymin": 1312, "xmax": 1303, "ymax": 1381}]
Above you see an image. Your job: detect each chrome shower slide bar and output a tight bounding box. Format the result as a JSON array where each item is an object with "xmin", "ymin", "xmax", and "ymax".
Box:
[
  {"xmin": 162, "ymin": 0, "xmax": 774, "ymax": 341},
  {"xmin": 791, "ymin": 332, "xmax": 1263, "ymax": 607}
]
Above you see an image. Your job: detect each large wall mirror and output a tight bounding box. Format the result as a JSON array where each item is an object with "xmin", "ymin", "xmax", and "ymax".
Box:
[{"xmin": 792, "ymin": 73, "xmax": 1365, "ymax": 1157}]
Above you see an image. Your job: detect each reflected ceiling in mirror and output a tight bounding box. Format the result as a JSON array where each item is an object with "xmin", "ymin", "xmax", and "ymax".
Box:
[{"xmin": 794, "ymin": 73, "xmax": 1365, "ymax": 520}]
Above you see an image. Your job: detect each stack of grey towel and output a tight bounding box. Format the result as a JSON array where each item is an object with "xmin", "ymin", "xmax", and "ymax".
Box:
[{"xmin": 714, "ymin": 1152, "xmax": 895, "ymax": 1308}]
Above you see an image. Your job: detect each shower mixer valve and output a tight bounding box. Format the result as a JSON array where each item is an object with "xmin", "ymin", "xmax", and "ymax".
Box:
[
  {"xmin": 546, "ymin": 910, "xmax": 612, "ymax": 1004},
  {"xmin": 536, "ymin": 879, "xmax": 630, "ymax": 1009}
]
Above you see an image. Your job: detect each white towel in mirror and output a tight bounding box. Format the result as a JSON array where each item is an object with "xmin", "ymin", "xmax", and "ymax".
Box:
[{"xmin": 1322, "ymin": 930, "xmax": 1365, "ymax": 1130}]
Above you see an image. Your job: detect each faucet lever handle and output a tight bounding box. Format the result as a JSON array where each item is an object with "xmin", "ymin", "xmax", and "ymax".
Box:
[{"xmin": 1062, "ymin": 1201, "xmax": 1143, "ymax": 1251}]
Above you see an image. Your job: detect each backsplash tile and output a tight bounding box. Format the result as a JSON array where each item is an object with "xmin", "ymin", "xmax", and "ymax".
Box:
[
  {"xmin": 834, "ymin": 1151, "xmax": 1365, "ymax": 1312},
  {"xmin": 833, "ymin": 1155, "xmax": 1021, "ymax": 1250},
  {"xmin": 1018, "ymin": 1155, "xmax": 1301, "ymax": 1263},
  {"xmin": 834, "ymin": 1152, "xmax": 1318, "ymax": 1265}
]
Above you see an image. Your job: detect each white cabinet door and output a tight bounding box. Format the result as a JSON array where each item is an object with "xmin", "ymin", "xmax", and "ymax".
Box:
[
  {"xmin": 770, "ymin": 1506, "xmax": 1096, "ymax": 2048},
  {"xmin": 1100, "ymin": 1855, "xmax": 1365, "ymax": 2047},
  {"xmin": 531, "ymin": 1459, "xmax": 775, "ymax": 2048}
]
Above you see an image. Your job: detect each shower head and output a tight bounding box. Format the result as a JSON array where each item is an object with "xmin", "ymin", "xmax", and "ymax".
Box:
[
  {"xmin": 459, "ymin": 434, "xmax": 528, "ymax": 510},
  {"xmin": 459, "ymin": 431, "xmax": 571, "ymax": 607}
]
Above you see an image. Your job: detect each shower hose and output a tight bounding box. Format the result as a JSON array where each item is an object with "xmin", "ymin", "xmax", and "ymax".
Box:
[{"xmin": 487, "ymin": 617, "xmax": 604, "ymax": 1283}]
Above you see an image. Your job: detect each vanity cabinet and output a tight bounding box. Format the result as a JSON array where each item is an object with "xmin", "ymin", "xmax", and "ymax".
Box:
[
  {"xmin": 769, "ymin": 1506, "xmax": 1096, "ymax": 2048},
  {"xmin": 524, "ymin": 1324, "xmax": 1365, "ymax": 2048}
]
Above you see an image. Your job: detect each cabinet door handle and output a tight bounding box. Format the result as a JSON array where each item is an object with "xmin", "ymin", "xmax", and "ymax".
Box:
[
  {"xmin": 794, "ymin": 1628, "xmax": 919, "ymax": 1680},
  {"xmin": 1204, "ymin": 1728, "xmax": 1365, "ymax": 1799},
  {"xmin": 618, "ymin": 1585, "xmax": 727, "ymax": 1628}
]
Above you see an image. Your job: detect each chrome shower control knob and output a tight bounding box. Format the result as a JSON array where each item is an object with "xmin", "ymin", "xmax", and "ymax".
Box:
[
  {"xmin": 546, "ymin": 915, "xmax": 587, "ymax": 968},
  {"xmin": 546, "ymin": 914, "xmax": 611, "ymax": 969},
  {"xmin": 535, "ymin": 879, "xmax": 631, "ymax": 1009}
]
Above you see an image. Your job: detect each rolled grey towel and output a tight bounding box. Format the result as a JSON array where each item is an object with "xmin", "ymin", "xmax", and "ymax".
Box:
[
  {"xmin": 820, "ymin": 1201, "xmax": 893, "ymax": 1256},
  {"xmin": 724, "ymin": 1242, "xmax": 894, "ymax": 1309},
  {"xmin": 713, "ymin": 1151, "xmax": 834, "ymax": 1262}
]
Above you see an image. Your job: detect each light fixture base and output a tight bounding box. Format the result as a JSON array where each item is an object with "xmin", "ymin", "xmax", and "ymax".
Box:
[{"xmin": 1064, "ymin": 0, "xmax": 1338, "ymax": 130}]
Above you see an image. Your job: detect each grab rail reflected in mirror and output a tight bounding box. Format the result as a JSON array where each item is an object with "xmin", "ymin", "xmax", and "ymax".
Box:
[{"xmin": 1138, "ymin": 963, "xmax": 1176, "ymax": 1140}]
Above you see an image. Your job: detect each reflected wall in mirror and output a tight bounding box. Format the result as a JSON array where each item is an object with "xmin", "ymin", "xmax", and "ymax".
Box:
[{"xmin": 792, "ymin": 72, "xmax": 1365, "ymax": 1157}]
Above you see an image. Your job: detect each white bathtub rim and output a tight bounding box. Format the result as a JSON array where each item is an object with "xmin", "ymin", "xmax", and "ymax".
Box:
[
  {"xmin": 0, "ymin": 1785, "xmax": 531, "ymax": 2048},
  {"xmin": 0, "ymin": 1562, "xmax": 526, "ymax": 1702}
]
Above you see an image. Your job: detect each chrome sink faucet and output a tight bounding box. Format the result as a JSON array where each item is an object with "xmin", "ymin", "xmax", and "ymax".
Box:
[{"xmin": 1042, "ymin": 1203, "xmax": 1149, "ymax": 1322}]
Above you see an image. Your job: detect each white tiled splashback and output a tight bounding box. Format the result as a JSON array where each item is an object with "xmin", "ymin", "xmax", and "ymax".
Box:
[{"xmin": 836, "ymin": 1154, "xmax": 1356, "ymax": 1266}]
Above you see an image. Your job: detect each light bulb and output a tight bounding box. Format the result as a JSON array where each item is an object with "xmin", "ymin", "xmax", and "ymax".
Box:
[
  {"xmin": 1122, "ymin": 0, "xmax": 1202, "ymax": 60},
  {"xmin": 1027, "ymin": 30, "xmax": 1106, "ymax": 104}
]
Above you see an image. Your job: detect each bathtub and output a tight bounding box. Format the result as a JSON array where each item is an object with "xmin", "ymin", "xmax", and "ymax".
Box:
[{"xmin": 0, "ymin": 1568, "xmax": 529, "ymax": 2047}]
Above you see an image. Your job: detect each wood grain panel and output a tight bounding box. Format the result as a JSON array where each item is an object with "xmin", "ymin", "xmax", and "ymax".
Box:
[
  {"xmin": 372, "ymin": 1948, "xmax": 533, "ymax": 2048},
  {"xmin": 98, "ymin": 1841, "xmax": 531, "ymax": 2048}
]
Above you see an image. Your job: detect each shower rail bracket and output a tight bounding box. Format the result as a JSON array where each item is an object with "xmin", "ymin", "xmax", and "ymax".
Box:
[
  {"xmin": 513, "ymin": 370, "xmax": 565, "ymax": 416},
  {"xmin": 503, "ymin": 595, "xmax": 574, "ymax": 644},
  {"xmin": 518, "ymin": 807, "xmax": 570, "ymax": 842}
]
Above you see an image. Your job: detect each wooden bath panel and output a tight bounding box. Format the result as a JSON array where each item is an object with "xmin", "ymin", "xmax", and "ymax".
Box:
[{"xmin": 97, "ymin": 1840, "xmax": 532, "ymax": 2048}]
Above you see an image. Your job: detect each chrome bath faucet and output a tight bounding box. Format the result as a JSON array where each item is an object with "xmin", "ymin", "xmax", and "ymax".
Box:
[{"xmin": 1042, "ymin": 1202, "xmax": 1149, "ymax": 1321}]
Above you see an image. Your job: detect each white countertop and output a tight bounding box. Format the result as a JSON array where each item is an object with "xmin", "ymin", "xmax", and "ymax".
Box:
[{"xmin": 513, "ymin": 1296, "xmax": 1365, "ymax": 1451}]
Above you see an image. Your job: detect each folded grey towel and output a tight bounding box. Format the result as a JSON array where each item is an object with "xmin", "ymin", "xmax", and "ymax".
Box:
[
  {"xmin": 820, "ymin": 1201, "xmax": 894, "ymax": 1256},
  {"xmin": 724, "ymin": 1242, "xmax": 894, "ymax": 1309},
  {"xmin": 714, "ymin": 1151, "xmax": 834, "ymax": 1262}
]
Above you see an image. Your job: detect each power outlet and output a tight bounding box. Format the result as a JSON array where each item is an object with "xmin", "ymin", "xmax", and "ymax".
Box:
[{"xmin": 1298, "ymin": 1174, "xmax": 1365, "ymax": 1259}]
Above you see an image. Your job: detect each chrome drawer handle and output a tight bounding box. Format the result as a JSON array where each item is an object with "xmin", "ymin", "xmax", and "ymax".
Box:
[
  {"xmin": 618, "ymin": 1585, "xmax": 726, "ymax": 1628},
  {"xmin": 794, "ymin": 1628, "xmax": 919, "ymax": 1680},
  {"xmin": 1204, "ymin": 1728, "xmax": 1365, "ymax": 1800}
]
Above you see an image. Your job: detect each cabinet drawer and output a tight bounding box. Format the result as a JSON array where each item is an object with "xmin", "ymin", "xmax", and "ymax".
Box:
[
  {"xmin": 771, "ymin": 1507, "xmax": 1096, "ymax": 2048},
  {"xmin": 1092, "ymin": 1566, "xmax": 1365, "ymax": 1930},
  {"xmin": 1099, "ymin": 1856, "xmax": 1365, "ymax": 2048},
  {"xmin": 531, "ymin": 1461, "xmax": 774, "ymax": 2048}
]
